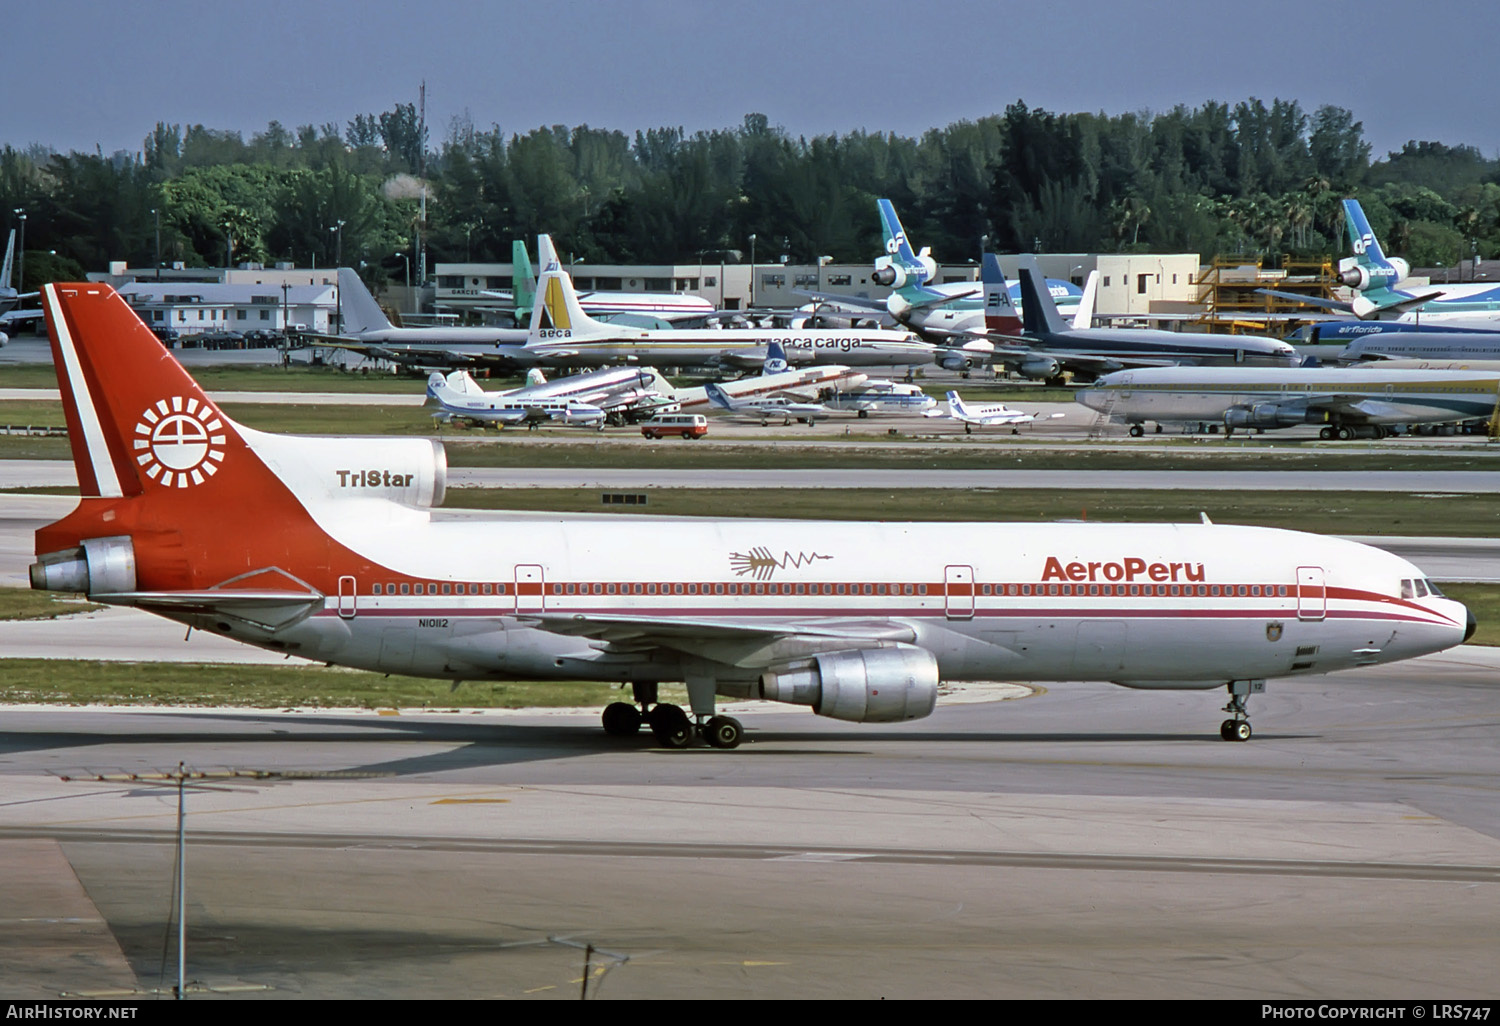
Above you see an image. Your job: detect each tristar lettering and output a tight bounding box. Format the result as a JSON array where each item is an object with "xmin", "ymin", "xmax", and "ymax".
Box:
[
  {"xmin": 1041, "ymin": 555, "xmax": 1206, "ymax": 583},
  {"xmin": 337, "ymin": 469, "xmax": 415, "ymax": 488}
]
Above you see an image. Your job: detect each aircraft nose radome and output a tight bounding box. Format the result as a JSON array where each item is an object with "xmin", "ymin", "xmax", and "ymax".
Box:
[{"xmin": 1465, "ymin": 608, "xmax": 1477, "ymax": 643}]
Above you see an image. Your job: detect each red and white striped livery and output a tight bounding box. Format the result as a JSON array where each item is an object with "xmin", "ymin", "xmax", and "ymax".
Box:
[{"xmin": 31, "ymin": 283, "xmax": 1474, "ymax": 747}]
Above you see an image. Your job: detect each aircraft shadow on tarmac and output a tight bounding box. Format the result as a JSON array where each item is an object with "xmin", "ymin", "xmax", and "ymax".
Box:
[{"xmin": 0, "ymin": 710, "xmax": 1315, "ymax": 780}]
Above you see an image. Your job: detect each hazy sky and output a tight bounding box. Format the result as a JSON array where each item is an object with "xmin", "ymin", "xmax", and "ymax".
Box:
[{"xmin": 6, "ymin": 0, "xmax": 1498, "ymax": 160}]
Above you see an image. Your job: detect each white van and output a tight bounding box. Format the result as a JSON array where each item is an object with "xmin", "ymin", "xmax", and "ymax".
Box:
[{"xmin": 641, "ymin": 413, "xmax": 708, "ymax": 439}]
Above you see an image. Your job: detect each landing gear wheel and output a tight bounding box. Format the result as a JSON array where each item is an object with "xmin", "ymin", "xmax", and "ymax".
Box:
[
  {"xmin": 1319, "ymin": 426, "xmax": 1334, "ymax": 440},
  {"xmin": 1337, "ymin": 426, "xmax": 1355, "ymax": 441},
  {"xmin": 703, "ymin": 715, "xmax": 743, "ymax": 749},
  {"xmin": 1220, "ymin": 719, "xmax": 1252, "ymax": 742},
  {"xmin": 648, "ymin": 703, "xmax": 693, "ymax": 748},
  {"xmin": 1128, "ymin": 423, "xmax": 1144, "ymax": 437},
  {"xmin": 964, "ymin": 424, "xmax": 972, "ymax": 434},
  {"xmin": 602, "ymin": 701, "xmax": 642, "ymax": 736}
]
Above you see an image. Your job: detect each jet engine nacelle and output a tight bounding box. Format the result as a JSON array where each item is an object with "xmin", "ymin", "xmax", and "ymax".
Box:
[
  {"xmin": 1223, "ymin": 403, "xmax": 1313, "ymax": 428},
  {"xmin": 1339, "ymin": 256, "xmax": 1407, "ymax": 290},
  {"xmin": 1018, "ymin": 356, "xmax": 1061, "ymax": 380},
  {"xmin": 30, "ymin": 535, "xmax": 136, "ymax": 595},
  {"xmin": 872, "ymin": 254, "xmax": 938, "ymax": 289},
  {"xmin": 247, "ymin": 430, "xmax": 448, "ymax": 508},
  {"xmin": 757, "ymin": 644, "xmax": 939, "ymax": 723}
]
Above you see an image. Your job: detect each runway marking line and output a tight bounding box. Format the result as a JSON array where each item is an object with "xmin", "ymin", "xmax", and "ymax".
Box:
[{"xmin": 430, "ymin": 798, "xmax": 510, "ymax": 805}]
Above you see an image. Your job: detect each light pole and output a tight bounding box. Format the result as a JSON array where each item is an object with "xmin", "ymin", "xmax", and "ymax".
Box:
[
  {"xmin": 329, "ymin": 220, "xmax": 345, "ymax": 268},
  {"xmin": 464, "ymin": 221, "xmax": 480, "ymax": 263},
  {"xmin": 395, "ymin": 250, "xmax": 410, "ymax": 290},
  {"xmin": 748, "ymin": 233, "xmax": 757, "ymax": 308},
  {"xmin": 152, "ymin": 207, "xmax": 161, "ymax": 280},
  {"xmin": 12, "ymin": 209, "xmax": 25, "ymax": 293}
]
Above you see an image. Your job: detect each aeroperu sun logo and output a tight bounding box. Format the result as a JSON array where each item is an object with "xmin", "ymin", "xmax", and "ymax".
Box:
[{"xmin": 133, "ymin": 397, "xmax": 226, "ymax": 487}]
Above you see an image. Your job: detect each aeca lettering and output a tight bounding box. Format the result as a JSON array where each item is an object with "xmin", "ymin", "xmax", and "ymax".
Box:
[
  {"xmin": 537, "ymin": 329, "xmax": 572, "ymax": 339},
  {"xmin": 1040, "ymin": 555, "xmax": 1206, "ymax": 583}
]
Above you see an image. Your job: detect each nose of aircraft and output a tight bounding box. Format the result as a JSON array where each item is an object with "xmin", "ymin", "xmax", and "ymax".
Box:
[{"xmin": 1465, "ymin": 607, "xmax": 1477, "ymax": 643}]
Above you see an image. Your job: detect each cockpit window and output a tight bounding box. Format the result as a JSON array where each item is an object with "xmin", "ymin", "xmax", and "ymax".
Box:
[
  {"xmin": 1400, "ymin": 580, "xmax": 1415, "ymax": 600},
  {"xmin": 1425, "ymin": 579, "xmax": 1445, "ymax": 597},
  {"xmin": 1414, "ymin": 579, "xmax": 1429, "ymax": 598}
]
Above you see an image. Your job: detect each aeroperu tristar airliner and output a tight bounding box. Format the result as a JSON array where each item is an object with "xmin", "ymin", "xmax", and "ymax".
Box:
[{"xmin": 30, "ymin": 284, "xmax": 1474, "ymax": 747}]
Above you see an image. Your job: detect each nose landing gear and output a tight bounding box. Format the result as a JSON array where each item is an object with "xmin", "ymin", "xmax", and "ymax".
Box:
[{"xmin": 1219, "ymin": 679, "xmax": 1264, "ymax": 741}]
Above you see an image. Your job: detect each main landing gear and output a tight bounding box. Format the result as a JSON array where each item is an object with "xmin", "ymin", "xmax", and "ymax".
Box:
[
  {"xmin": 1219, "ymin": 679, "xmax": 1264, "ymax": 741},
  {"xmin": 600, "ymin": 682, "xmax": 744, "ymax": 749}
]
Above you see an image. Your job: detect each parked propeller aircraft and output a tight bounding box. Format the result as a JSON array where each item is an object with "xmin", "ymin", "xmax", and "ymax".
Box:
[
  {"xmin": 525, "ymin": 236, "xmax": 937, "ymax": 371},
  {"xmin": 31, "ymin": 282, "xmax": 1475, "ymax": 747},
  {"xmin": 704, "ymin": 380, "xmax": 829, "ymax": 425},
  {"xmin": 426, "ymin": 364, "xmax": 671, "ymax": 428},
  {"xmin": 820, "ymin": 379, "xmax": 936, "ymax": 417}
]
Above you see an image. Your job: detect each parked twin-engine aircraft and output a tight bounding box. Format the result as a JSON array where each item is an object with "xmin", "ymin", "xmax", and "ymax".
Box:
[
  {"xmin": 704, "ymin": 380, "xmax": 829, "ymax": 425},
  {"xmin": 30, "ymin": 282, "xmax": 1473, "ymax": 747},
  {"xmin": 923, "ymin": 390, "xmax": 1066, "ymax": 433},
  {"xmin": 819, "ymin": 379, "xmax": 936, "ymax": 417}
]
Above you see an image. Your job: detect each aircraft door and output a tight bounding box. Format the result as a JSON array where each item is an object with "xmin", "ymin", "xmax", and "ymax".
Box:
[
  {"xmin": 944, "ymin": 564, "xmax": 975, "ymax": 620},
  {"xmin": 515, "ymin": 564, "xmax": 545, "ymax": 613},
  {"xmin": 1296, "ymin": 565, "xmax": 1326, "ymax": 621},
  {"xmin": 337, "ymin": 575, "xmax": 357, "ymax": 619}
]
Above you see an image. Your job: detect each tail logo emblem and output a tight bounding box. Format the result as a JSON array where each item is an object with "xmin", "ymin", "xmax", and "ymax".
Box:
[{"xmin": 133, "ymin": 397, "xmax": 227, "ymax": 488}]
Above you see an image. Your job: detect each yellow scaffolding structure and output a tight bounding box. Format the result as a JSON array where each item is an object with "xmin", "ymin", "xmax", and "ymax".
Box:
[{"xmin": 1193, "ymin": 254, "xmax": 1336, "ymax": 334}]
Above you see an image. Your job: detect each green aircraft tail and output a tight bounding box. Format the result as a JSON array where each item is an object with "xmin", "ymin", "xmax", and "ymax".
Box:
[{"xmin": 511, "ymin": 240, "xmax": 535, "ymax": 324}]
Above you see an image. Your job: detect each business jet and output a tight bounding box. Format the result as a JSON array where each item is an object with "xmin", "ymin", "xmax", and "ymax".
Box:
[
  {"xmin": 924, "ymin": 390, "xmax": 1066, "ymax": 433},
  {"xmin": 30, "ymin": 282, "xmax": 1474, "ymax": 748}
]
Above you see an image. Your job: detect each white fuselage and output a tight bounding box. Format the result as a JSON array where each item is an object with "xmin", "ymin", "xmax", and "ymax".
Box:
[
  {"xmin": 1077, "ymin": 367, "xmax": 1500, "ymax": 427},
  {"xmin": 179, "ymin": 476, "xmax": 1466, "ymax": 692}
]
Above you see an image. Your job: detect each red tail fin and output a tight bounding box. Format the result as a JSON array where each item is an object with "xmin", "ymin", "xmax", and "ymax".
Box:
[{"xmin": 44, "ymin": 283, "xmax": 239, "ymax": 496}]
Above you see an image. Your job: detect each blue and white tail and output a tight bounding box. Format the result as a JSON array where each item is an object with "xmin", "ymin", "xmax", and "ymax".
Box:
[
  {"xmin": 704, "ymin": 381, "xmax": 736, "ymax": 410},
  {"xmin": 763, "ymin": 341, "xmax": 789, "ymax": 375},
  {"xmin": 945, "ymin": 390, "xmax": 970, "ymax": 418}
]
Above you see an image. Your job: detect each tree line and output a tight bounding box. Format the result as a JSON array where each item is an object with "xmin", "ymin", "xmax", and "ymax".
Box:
[{"xmin": 3, "ymin": 99, "xmax": 1499, "ymax": 292}]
